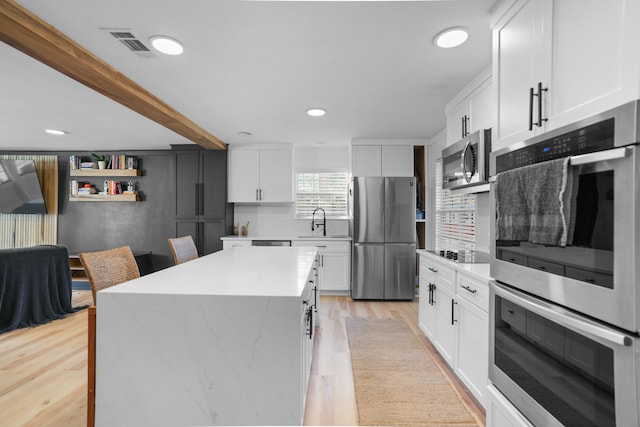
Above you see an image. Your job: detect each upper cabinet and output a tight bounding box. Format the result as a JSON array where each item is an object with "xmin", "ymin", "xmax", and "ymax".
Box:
[
  {"xmin": 445, "ymin": 67, "xmax": 493, "ymax": 146},
  {"xmin": 492, "ymin": 0, "xmax": 640, "ymax": 151},
  {"xmin": 228, "ymin": 148, "xmax": 293, "ymax": 203},
  {"xmin": 352, "ymin": 145, "xmax": 413, "ymax": 177}
]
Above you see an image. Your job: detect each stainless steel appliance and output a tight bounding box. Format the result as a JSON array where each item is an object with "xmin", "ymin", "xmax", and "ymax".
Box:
[
  {"xmin": 251, "ymin": 240, "xmax": 291, "ymax": 246},
  {"xmin": 442, "ymin": 128, "xmax": 491, "ymax": 190},
  {"xmin": 490, "ymin": 282, "xmax": 640, "ymax": 427},
  {"xmin": 488, "ymin": 100, "xmax": 640, "ymax": 426},
  {"xmin": 490, "ymin": 100, "xmax": 640, "ymax": 333},
  {"xmin": 351, "ymin": 176, "xmax": 416, "ymax": 300}
]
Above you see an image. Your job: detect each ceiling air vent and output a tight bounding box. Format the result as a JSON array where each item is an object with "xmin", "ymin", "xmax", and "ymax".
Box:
[{"xmin": 101, "ymin": 28, "xmax": 154, "ymax": 58}]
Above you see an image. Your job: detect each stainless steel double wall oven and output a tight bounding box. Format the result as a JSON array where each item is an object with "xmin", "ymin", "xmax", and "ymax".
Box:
[{"xmin": 489, "ymin": 100, "xmax": 640, "ymax": 427}]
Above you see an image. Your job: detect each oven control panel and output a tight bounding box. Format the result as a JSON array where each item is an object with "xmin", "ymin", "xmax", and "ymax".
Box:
[{"xmin": 496, "ymin": 118, "xmax": 615, "ymax": 173}]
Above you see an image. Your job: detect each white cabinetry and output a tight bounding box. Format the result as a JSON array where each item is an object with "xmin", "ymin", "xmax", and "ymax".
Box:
[
  {"xmin": 222, "ymin": 239, "xmax": 252, "ymax": 250},
  {"xmin": 292, "ymin": 240, "xmax": 351, "ymax": 293},
  {"xmin": 445, "ymin": 68, "xmax": 493, "ymax": 146},
  {"xmin": 228, "ymin": 148, "xmax": 293, "ymax": 202},
  {"xmin": 435, "ymin": 284, "xmax": 456, "ymax": 366},
  {"xmin": 418, "ymin": 256, "xmax": 456, "ymax": 365},
  {"xmin": 492, "ymin": 0, "xmax": 640, "ymax": 151},
  {"xmin": 454, "ymin": 271, "xmax": 489, "ymax": 407},
  {"xmin": 351, "ymin": 145, "xmax": 413, "ymax": 177},
  {"xmin": 352, "ymin": 145, "xmax": 381, "ymax": 177},
  {"xmin": 417, "ymin": 252, "xmax": 489, "ymax": 408}
]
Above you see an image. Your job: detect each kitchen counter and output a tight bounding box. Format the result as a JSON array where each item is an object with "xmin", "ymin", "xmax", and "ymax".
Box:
[
  {"xmin": 95, "ymin": 246, "xmax": 318, "ymax": 426},
  {"xmin": 221, "ymin": 234, "xmax": 352, "ymax": 241},
  {"xmin": 416, "ymin": 249, "xmax": 491, "ymax": 282}
]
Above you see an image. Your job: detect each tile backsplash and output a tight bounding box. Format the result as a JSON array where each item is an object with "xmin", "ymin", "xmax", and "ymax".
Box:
[{"xmin": 233, "ymin": 204, "xmax": 349, "ymax": 237}]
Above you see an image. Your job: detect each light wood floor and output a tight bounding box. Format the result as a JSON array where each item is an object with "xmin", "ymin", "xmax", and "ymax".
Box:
[{"xmin": 0, "ymin": 292, "xmax": 485, "ymax": 427}]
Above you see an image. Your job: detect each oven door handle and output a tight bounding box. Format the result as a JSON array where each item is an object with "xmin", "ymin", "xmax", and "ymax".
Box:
[
  {"xmin": 569, "ymin": 147, "xmax": 630, "ymax": 166},
  {"xmin": 492, "ymin": 282, "xmax": 633, "ymax": 347}
]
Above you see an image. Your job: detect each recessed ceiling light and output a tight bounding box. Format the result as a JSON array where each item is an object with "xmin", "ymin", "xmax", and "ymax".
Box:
[
  {"xmin": 238, "ymin": 131, "xmax": 252, "ymax": 137},
  {"xmin": 149, "ymin": 35, "xmax": 184, "ymax": 55},
  {"xmin": 45, "ymin": 129, "xmax": 66, "ymax": 135},
  {"xmin": 434, "ymin": 27, "xmax": 469, "ymax": 48},
  {"xmin": 306, "ymin": 108, "xmax": 326, "ymax": 117}
]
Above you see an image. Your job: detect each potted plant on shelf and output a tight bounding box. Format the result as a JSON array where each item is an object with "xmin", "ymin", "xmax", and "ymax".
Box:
[{"xmin": 92, "ymin": 153, "xmax": 107, "ymax": 169}]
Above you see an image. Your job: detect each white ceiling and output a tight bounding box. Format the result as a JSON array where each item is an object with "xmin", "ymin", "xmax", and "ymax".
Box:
[{"xmin": 1, "ymin": 0, "xmax": 497, "ymax": 151}]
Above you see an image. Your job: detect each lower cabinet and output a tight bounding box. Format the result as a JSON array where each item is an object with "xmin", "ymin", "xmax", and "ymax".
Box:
[
  {"xmin": 418, "ymin": 276, "xmax": 437, "ymax": 341},
  {"xmin": 221, "ymin": 239, "xmax": 252, "ymax": 250},
  {"xmin": 455, "ymin": 294, "xmax": 488, "ymax": 405},
  {"xmin": 418, "ymin": 252, "xmax": 489, "ymax": 409},
  {"xmin": 292, "ymin": 240, "xmax": 350, "ymax": 293},
  {"xmin": 434, "ymin": 285, "xmax": 456, "ymax": 366}
]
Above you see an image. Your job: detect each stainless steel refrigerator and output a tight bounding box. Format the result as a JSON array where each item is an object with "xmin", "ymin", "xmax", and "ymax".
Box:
[{"xmin": 351, "ymin": 176, "xmax": 416, "ymax": 300}]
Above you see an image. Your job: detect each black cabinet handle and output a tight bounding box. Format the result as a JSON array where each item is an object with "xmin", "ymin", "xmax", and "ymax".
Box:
[
  {"xmin": 428, "ymin": 267, "xmax": 438, "ymax": 273},
  {"xmin": 196, "ymin": 183, "xmax": 204, "ymax": 215},
  {"xmin": 256, "ymin": 189, "xmax": 259, "ymax": 201},
  {"xmin": 529, "ymin": 86, "xmax": 535, "ymax": 131},
  {"xmin": 461, "ymin": 285, "xmax": 477, "ymax": 294},
  {"xmin": 451, "ymin": 299, "xmax": 457, "ymax": 325},
  {"xmin": 313, "ymin": 285, "xmax": 318, "ymax": 313},
  {"xmin": 536, "ymin": 81, "xmax": 548, "ymax": 128},
  {"xmin": 195, "ymin": 183, "xmax": 200, "ymax": 216},
  {"xmin": 306, "ymin": 307, "xmax": 314, "ymax": 339},
  {"xmin": 529, "ymin": 82, "xmax": 548, "ymax": 131},
  {"xmin": 428, "ymin": 283, "xmax": 436, "ymax": 306}
]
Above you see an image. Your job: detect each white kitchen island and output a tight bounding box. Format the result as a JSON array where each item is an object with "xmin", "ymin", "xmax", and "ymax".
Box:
[{"xmin": 94, "ymin": 246, "xmax": 318, "ymax": 427}]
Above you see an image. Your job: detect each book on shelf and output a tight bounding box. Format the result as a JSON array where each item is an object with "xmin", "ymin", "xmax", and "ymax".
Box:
[
  {"xmin": 70, "ymin": 154, "xmax": 138, "ymax": 171},
  {"xmin": 77, "ymin": 187, "xmax": 97, "ymax": 195},
  {"xmin": 107, "ymin": 180, "xmax": 123, "ymax": 195},
  {"xmin": 107, "ymin": 155, "xmax": 137, "ymax": 170},
  {"xmin": 70, "ymin": 180, "xmax": 79, "ymax": 196}
]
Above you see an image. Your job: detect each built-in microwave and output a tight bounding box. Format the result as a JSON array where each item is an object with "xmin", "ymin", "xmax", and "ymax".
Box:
[{"xmin": 442, "ymin": 128, "xmax": 491, "ymax": 191}]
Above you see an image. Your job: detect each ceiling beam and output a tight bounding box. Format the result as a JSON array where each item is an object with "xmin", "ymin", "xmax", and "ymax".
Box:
[{"xmin": 0, "ymin": 0, "xmax": 226, "ymax": 150}]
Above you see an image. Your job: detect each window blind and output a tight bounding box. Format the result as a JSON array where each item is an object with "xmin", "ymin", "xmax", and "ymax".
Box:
[
  {"xmin": 295, "ymin": 172, "xmax": 349, "ymax": 219},
  {"xmin": 435, "ymin": 158, "xmax": 476, "ymax": 252}
]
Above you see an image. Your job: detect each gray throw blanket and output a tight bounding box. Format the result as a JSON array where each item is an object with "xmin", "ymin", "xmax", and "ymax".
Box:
[{"xmin": 495, "ymin": 157, "xmax": 575, "ymax": 246}]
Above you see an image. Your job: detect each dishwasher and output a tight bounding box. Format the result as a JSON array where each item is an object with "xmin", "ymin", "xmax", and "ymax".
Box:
[{"xmin": 251, "ymin": 240, "xmax": 291, "ymax": 246}]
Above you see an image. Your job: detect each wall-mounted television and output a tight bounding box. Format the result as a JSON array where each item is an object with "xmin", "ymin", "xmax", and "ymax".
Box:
[{"xmin": 0, "ymin": 159, "xmax": 48, "ymax": 214}]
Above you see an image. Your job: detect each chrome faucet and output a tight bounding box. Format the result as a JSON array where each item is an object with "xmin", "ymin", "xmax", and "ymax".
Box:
[{"xmin": 311, "ymin": 207, "xmax": 326, "ymax": 237}]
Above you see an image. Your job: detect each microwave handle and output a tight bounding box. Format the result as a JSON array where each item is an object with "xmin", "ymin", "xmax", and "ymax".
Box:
[
  {"xmin": 492, "ymin": 282, "xmax": 632, "ymax": 347},
  {"xmin": 569, "ymin": 147, "xmax": 630, "ymax": 166},
  {"xmin": 461, "ymin": 140, "xmax": 473, "ymax": 183}
]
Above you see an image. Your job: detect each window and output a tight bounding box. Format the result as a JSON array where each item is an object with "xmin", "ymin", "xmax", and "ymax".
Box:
[
  {"xmin": 435, "ymin": 158, "xmax": 477, "ymax": 252},
  {"xmin": 295, "ymin": 172, "xmax": 349, "ymax": 219}
]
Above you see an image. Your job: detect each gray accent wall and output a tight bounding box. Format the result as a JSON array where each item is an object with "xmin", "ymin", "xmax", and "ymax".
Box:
[{"xmin": 3, "ymin": 147, "xmax": 233, "ymax": 273}]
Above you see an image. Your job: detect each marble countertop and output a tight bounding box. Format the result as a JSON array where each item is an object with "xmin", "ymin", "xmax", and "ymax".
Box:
[
  {"xmin": 99, "ymin": 246, "xmax": 318, "ymax": 298},
  {"xmin": 417, "ymin": 249, "xmax": 491, "ymax": 282},
  {"xmin": 221, "ymin": 234, "xmax": 352, "ymax": 241}
]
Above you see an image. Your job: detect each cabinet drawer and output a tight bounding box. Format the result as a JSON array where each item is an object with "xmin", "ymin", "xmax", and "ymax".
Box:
[
  {"xmin": 294, "ymin": 240, "xmax": 350, "ymax": 253},
  {"xmin": 456, "ymin": 272, "xmax": 489, "ymax": 312},
  {"xmin": 222, "ymin": 239, "xmax": 252, "ymax": 249},
  {"xmin": 420, "ymin": 257, "xmax": 455, "ymax": 282}
]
